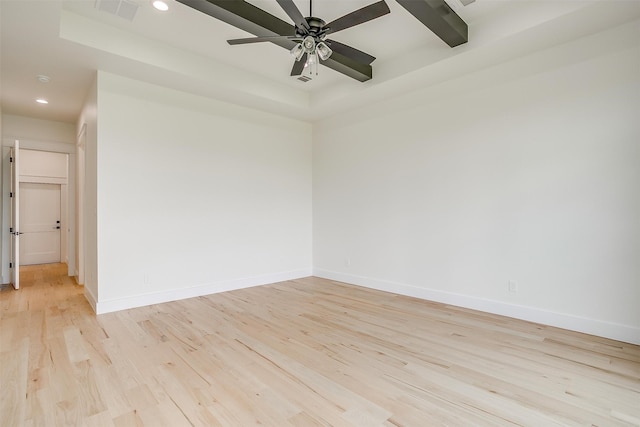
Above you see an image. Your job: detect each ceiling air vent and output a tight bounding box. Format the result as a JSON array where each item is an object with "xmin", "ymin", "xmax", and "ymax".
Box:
[
  {"xmin": 297, "ymin": 76, "xmax": 312, "ymax": 83},
  {"xmin": 95, "ymin": 0, "xmax": 139, "ymax": 21}
]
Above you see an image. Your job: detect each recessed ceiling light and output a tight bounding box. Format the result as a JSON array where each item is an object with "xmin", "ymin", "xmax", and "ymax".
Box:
[
  {"xmin": 36, "ymin": 98, "xmax": 49, "ymax": 104},
  {"xmin": 152, "ymin": 1, "xmax": 169, "ymax": 11}
]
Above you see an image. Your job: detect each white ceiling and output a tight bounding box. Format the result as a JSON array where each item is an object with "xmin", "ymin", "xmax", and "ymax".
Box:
[{"xmin": 1, "ymin": 0, "xmax": 639, "ymax": 124}]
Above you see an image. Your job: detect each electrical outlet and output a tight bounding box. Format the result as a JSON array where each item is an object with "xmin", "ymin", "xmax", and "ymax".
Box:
[{"xmin": 508, "ymin": 280, "xmax": 518, "ymax": 293}]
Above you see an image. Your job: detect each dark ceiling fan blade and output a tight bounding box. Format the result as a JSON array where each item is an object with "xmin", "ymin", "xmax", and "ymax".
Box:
[
  {"xmin": 325, "ymin": 0, "xmax": 390, "ymax": 34},
  {"xmin": 395, "ymin": 0, "xmax": 468, "ymax": 47},
  {"xmin": 290, "ymin": 54, "xmax": 307, "ymax": 76},
  {"xmin": 321, "ymin": 52, "xmax": 372, "ymax": 82},
  {"xmin": 275, "ymin": 0, "xmax": 310, "ymax": 31},
  {"xmin": 228, "ymin": 35, "xmax": 296, "ymax": 45},
  {"xmin": 176, "ymin": 0, "xmax": 296, "ymax": 48},
  {"xmin": 326, "ymin": 40, "xmax": 376, "ymax": 65}
]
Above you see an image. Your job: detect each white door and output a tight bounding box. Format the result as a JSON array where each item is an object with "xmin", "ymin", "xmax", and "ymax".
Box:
[
  {"xmin": 19, "ymin": 183, "xmax": 61, "ymax": 265},
  {"xmin": 9, "ymin": 141, "xmax": 20, "ymax": 289}
]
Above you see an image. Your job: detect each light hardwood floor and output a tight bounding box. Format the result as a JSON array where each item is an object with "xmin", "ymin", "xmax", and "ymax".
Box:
[{"xmin": 1, "ymin": 264, "xmax": 639, "ymax": 426}]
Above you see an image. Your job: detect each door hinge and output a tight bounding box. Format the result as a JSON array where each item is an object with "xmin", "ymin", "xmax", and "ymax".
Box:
[
  {"xmin": 9, "ymin": 192, "xmax": 13, "ymax": 198},
  {"xmin": 9, "ymin": 227, "xmax": 13, "ymax": 233},
  {"xmin": 9, "ymin": 262, "xmax": 12, "ymax": 268},
  {"xmin": 9, "ymin": 156, "xmax": 13, "ymax": 163}
]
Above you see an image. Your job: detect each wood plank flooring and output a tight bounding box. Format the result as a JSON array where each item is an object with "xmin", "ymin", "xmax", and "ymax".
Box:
[{"xmin": 1, "ymin": 263, "xmax": 639, "ymax": 426}]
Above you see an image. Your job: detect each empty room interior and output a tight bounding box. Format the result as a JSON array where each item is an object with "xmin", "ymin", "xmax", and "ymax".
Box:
[{"xmin": 1, "ymin": 0, "xmax": 639, "ymax": 425}]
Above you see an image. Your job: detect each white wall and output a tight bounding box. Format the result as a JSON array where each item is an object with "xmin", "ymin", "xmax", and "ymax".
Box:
[
  {"xmin": 92, "ymin": 72, "xmax": 312, "ymax": 313},
  {"xmin": 313, "ymin": 23, "xmax": 640, "ymax": 344},
  {"xmin": 20, "ymin": 150, "xmax": 68, "ymax": 181},
  {"xmin": 77, "ymin": 75, "xmax": 98, "ymax": 306},
  {"xmin": 2, "ymin": 114, "xmax": 76, "ymax": 143}
]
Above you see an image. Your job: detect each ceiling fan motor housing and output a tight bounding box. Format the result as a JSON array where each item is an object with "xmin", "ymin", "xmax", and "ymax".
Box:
[{"xmin": 305, "ymin": 17, "xmax": 326, "ymax": 34}]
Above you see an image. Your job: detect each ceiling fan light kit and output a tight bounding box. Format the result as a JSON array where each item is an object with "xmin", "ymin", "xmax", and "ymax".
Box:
[
  {"xmin": 302, "ymin": 36, "xmax": 315, "ymax": 52},
  {"xmin": 316, "ymin": 42, "xmax": 332, "ymax": 61},
  {"xmin": 290, "ymin": 43, "xmax": 305, "ymax": 61},
  {"xmin": 175, "ymin": 0, "xmax": 469, "ymax": 82},
  {"xmin": 289, "ymin": 34, "xmax": 332, "ymax": 76}
]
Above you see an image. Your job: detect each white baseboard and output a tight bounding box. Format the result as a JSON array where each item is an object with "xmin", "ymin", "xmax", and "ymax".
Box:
[
  {"xmin": 313, "ymin": 268, "xmax": 640, "ymax": 346},
  {"xmin": 93, "ymin": 269, "xmax": 312, "ymax": 315},
  {"xmin": 84, "ymin": 286, "xmax": 98, "ymax": 313}
]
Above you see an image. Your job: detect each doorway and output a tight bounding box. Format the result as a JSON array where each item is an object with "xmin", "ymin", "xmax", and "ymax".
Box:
[
  {"xmin": 2, "ymin": 140, "xmax": 76, "ymax": 287},
  {"xmin": 19, "ymin": 182, "xmax": 61, "ymax": 265}
]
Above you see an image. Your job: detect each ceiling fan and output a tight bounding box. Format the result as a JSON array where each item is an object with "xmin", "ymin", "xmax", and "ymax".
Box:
[
  {"xmin": 226, "ymin": 0, "xmax": 391, "ymax": 79},
  {"xmin": 176, "ymin": 0, "xmax": 391, "ymax": 82},
  {"xmin": 176, "ymin": 0, "xmax": 469, "ymax": 82}
]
